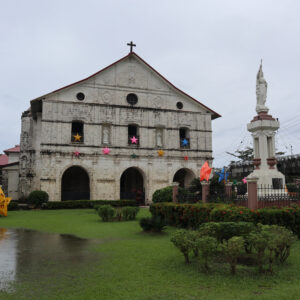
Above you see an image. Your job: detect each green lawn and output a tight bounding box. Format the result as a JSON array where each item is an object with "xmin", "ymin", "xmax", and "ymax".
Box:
[{"xmin": 0, "ymin": 208, "xmax": 300, "ymax": 300}]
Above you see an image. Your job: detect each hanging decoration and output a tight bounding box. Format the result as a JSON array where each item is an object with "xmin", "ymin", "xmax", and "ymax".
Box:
[
  {"xmin": 130, "ymin": 136, "xmax": 138, "ymax": 144},
  {"xmin": 73, "ymin": 133, "xmax": 82, "ymax": 142},
  {"xmin": 217, "ymin": 167, "xmax": 229, "ymax": 183},
  {"xmin": 73, "ymin": 151, "xmax": 80, "ymax": 158},
  {"xmin": 131, "ymin": 153, "xmax": 137, "ymax": 159},
  {"xmin": 181, "ymin": 139, "xmax": 189, "ymax": 147},
  {"xmin": 158, "ymin": 150, "xmax": 165, "ymax": 157},
  {"xmin": 184, "ymin": 156, "xmax": 189, "ymax": 161},
  {"xmin": 242, "ymin": 177, "xmax": 247, "ymax": 184},
  {"xmin": 0, "ymin": 186, "xmax": 11, "ymax": 217},
  {"xmin": 102, "ymin": 147, "xmax": 110, "ymax": 155},
  {"xmin": 200, "ymin": 161, "xmax": 212, "ymax": 182}
]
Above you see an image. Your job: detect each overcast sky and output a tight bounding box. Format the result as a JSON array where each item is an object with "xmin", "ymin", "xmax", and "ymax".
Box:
[{"xmin": 1, "ymin": 0, "xmax": 300, "ymax": 167}]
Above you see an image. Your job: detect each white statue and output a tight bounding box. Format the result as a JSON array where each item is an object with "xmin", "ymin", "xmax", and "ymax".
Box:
[
  {"xmin": 256, "ymin": 61, "xmax": 269, "ymax": 113},
  {"xmin": 103, "ymin": 126, "xmax": 110, "ymax": 144},
  {"xmin": 156, "ymin": 128, "xmax": 163, "ymax": 147}
]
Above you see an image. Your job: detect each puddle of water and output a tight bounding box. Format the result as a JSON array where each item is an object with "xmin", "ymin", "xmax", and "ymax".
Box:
[{"xmin": 0, "ymin": 228, "xmax": 100, "ymax": 293}]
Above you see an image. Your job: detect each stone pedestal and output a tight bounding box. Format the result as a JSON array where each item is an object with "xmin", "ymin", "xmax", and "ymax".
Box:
[
  {"xmin": 247, "ymin": 112, "xmax": 285, "ymax": 194},
  {"xmin": 172, "ymin": 182, "xmax": 179, "ymax": 203},
  {"xmin": 201, "ymin": 181, "xmax": 210, "ymax": 203}
]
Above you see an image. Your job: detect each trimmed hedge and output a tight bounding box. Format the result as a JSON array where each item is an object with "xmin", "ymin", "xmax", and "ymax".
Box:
[
  {"xmin": 27, "ymin": 190, "xmax": 49, "ymax": 207},
  {"xmin": 43, "ymin": 200, "xmax": 138, "ymax": 209},
  {"xmin": 150, "ymin": 202, "xmax": 300, "ymax": 237}
]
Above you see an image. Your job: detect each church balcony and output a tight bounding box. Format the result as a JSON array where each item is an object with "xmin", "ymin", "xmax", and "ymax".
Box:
[{"xmin": 128, "ymin": 135, "xmax": 140, "ymax": 146}]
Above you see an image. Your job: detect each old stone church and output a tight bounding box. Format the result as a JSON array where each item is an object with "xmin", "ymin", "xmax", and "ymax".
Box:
[{"xmin": 3, "ymin": 48, "xmax": 220, "ymax": 204}]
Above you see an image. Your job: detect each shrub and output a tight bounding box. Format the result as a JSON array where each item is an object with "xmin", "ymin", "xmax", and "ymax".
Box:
[
  {"xmin": 152, "ymin": 186, "xmax": 173, "ymax": 203},
  {"xmin": 171, "ymin": 229, "xmax": 194, "ymax": 264},
  {"xmin": 195, "ymin": 236, "xmax": 218, "ymax": 272},
  {"xmin": 97, "ymin": 205, "xmax": 115, "ymax": 222},
  {"xmin": 221, "ymin": 236, "xmax": 245, "ymax": 275},
  {"xmin": 43, "ymin": 200, "xmax": 138, "ymax": 210},
  {"xmin": 139, "ymin": 216, "xmax": 166, "ymax": 232},
  {"xmin": 8, "ymin": 201, "xmax": 19, "ymax": 211},
  {"xmin": 121, "ymin": 206, "xmax": 140, "ymax": 221},
  {"xmin": 27, "ymin": 190, "xmax": 49, "ymax": 208},
  {"xmin": 150, "ymin": 202, "xmax": 300, "ymax": 236}
]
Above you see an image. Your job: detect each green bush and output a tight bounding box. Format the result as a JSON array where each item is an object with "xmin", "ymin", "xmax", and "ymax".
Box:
[
  {"xmin": 121, "ymin": 206, "xmax": 140, "ymax": 221},
  {"xmin": 196, "ymin": 236, "xmax": 218, "ymax": 272},
  {"xmin": 152, "ymin": 186, "xmax": 173, "ymax": 203},
  {"xmin": 171, "ymin": 229, "xmax": 194, "ymax": 264},
  {"xmin": 221, "ymin": 236, "xmax": 245, "ymax": 275},
  {"xmin": 139, "ymin": 216, "xmax": 166, "ymax": 232},
  {"xmin": 8, "ymin": 201, "xmax": 19, "ymax": 211},
  {"xmin": 150, "ymin": 202, "xmax": 300, "ymax": 236},
  {"xmin": 27, "ymin": 190, "xmax": 49, "ymax": 208},
  {"xmin": 43, "ymin": 200, "xmax": 137, "ymax": 209},
  {"xmin": 97, "ymin": 205, "xmax": 116, "ymax": 222}
]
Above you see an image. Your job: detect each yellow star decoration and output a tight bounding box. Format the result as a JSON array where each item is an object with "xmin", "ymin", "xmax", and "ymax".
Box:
[
  {"xmin": 158, "ymin": 150, "xmax": 165, "ymax": 157},
  {"xmin": 0, "ymin": 186, "xmax": 11, "ymax": 217},
  {"xmin": 73, "ymin": 133, "xmax": 82, "ymax": 142}
]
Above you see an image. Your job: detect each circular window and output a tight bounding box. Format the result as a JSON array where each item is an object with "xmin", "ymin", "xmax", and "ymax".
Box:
[
  {"xmin": 176, "ymin": 102, "xmax": 183, "ymax": 109},
  {"xmin": 126, "ymin": 93, "xmax": 138, "ymax": 105},
  {"xmin": 76, "ymin": 92, "xmax": 85, "ymax": 101}
]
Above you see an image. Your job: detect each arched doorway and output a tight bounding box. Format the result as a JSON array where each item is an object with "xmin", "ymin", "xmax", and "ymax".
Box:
[
  {"xmin": 173, "ymin": 168, "xmax": 195, "ymax": 188},
  {"xmin": 120, "ymin": 167, "xmax": 145, "ymax": 205},
  {"xmin": 61, "ymin": 166, "xmax": 90, "ymax": 201}
]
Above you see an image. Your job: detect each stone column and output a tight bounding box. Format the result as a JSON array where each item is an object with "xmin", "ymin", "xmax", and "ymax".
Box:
[
  {"xmin": 225, "ymin": 182, "xmax": 233, "ymax": 198},
  {"xmin": 172, "ymin": 182, "xmax": 179, "ymax": 203},
  {"xmin": 247, "ymin": 177, "xmax": 258, "ymax": 210},
  {"xmin": 201, "ymin": 181, "xmax": 210, "ymax": 203}
]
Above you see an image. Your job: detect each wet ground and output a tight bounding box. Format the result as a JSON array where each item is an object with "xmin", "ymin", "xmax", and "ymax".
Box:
[{"xmin": 0, "ymin": 228, "xmax": 100, "ymax": 293}]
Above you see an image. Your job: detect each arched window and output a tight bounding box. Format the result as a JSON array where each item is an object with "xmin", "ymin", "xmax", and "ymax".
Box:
[
  {"xmin": 179, "ymin": 127, "xmax": 190, "ymax": 148},
  {"xmin": 71, "ymin": 121, "xmax": 84, "ymax": 143},
  {"xmin": 128, "ymin": 124, "xmax": 139, "ymax": 145}
]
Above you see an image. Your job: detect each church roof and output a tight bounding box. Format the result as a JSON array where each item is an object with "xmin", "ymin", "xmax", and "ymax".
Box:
[
  {"xmin": 4, "ymin": 145, "xmax": 20, "ymax": 154},
  {"xmin": 31, "ymin": 52, "xmax": 221, "ymax": 119},
  {"xmin": 0, "ymin": 154, "xmax": 8, "ymax": 166}
]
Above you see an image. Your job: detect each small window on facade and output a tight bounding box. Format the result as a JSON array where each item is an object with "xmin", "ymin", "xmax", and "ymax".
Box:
[
  {"xmin": 76, "ymin": 92, "xmax": 85, "ymax": 101},
  {"xmin": 179, "ymin": 127, "xmax": 190, "ymax": 148},
  {"xmin": 102, "ymin": 125, "xmax": 111, "ymax": 145},
  {"xmin": 128, "ymin": 125, "xmax": 139, "ymax": 145},
  {"xmin": 126, "ymin": 93, "xmax": 138, "ymax": 105},
  {"xmin": 156, "ymin": 128, "xmax": 163, "ymax": 147},
  {"xmin": 71, "ymin": 121, "xmax": 84, "ymax": 143},
  {"xmin": 176, "ymin": 102, "xmax": 183, "ymax": 109}
]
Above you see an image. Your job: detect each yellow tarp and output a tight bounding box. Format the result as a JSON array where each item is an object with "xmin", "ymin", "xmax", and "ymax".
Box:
[{"xmin": 0, "ymin": 187, "xmax": 11, "ymax": 217}]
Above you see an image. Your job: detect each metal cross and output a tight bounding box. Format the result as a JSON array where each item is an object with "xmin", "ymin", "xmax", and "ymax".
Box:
[{"xmin": 127, "ymin": 41, "xmax": 136, "ymax": 52}]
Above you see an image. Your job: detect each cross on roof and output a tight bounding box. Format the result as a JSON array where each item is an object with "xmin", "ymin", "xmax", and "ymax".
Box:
[{"xmin": 127, "ymin": 41, "xmax": 136, "ymax": 52}]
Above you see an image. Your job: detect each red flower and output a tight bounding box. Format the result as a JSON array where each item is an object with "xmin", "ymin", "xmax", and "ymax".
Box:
[
  {"xmin": 223, "ymin": 211, "xmax": 226, "ymax": 214},
  {"xmin": 240, "ymin": 211, "xmax": 243, "ymax": 214}
]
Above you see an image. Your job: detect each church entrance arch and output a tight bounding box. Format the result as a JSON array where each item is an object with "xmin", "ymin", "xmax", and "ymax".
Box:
[
  {"xmin": 173, "ymin": 168, "xmax": 195, "ymax": 188},
  {"xmin": 61, "ymin": 166, "xmax": 90, "ymax": 201},
  {"xmin": 120, "ymin": 167, "xmax": 145, "ymax": 205}
]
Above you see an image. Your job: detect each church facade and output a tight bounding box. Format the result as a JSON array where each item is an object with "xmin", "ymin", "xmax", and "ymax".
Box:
[{"xmin": 17, "ymin": 51, "xmax": 220, "ymax": 204}]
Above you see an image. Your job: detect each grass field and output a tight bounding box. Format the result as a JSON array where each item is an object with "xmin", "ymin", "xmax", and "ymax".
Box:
[{"xmin": 0, "ymin": 208, "xmax": 300, "ymax": 300}]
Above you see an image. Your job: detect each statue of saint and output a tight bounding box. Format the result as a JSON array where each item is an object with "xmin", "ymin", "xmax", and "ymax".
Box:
[
  {"xmin": 156, "ymin": 128, "xmax": 163, "ymax": 147},
  {"xmin": 256, "ymin": 62, "xmax": 269, "ymax": 113},
  {"xmin": 103, "ymin": 126, "xmax": 110, "ymax": 144}
]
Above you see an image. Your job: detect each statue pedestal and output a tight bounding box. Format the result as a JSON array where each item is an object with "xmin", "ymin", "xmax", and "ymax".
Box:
[{"xmin": 247, "ymin": 115, "xmax": 285, "ymax": 195}]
